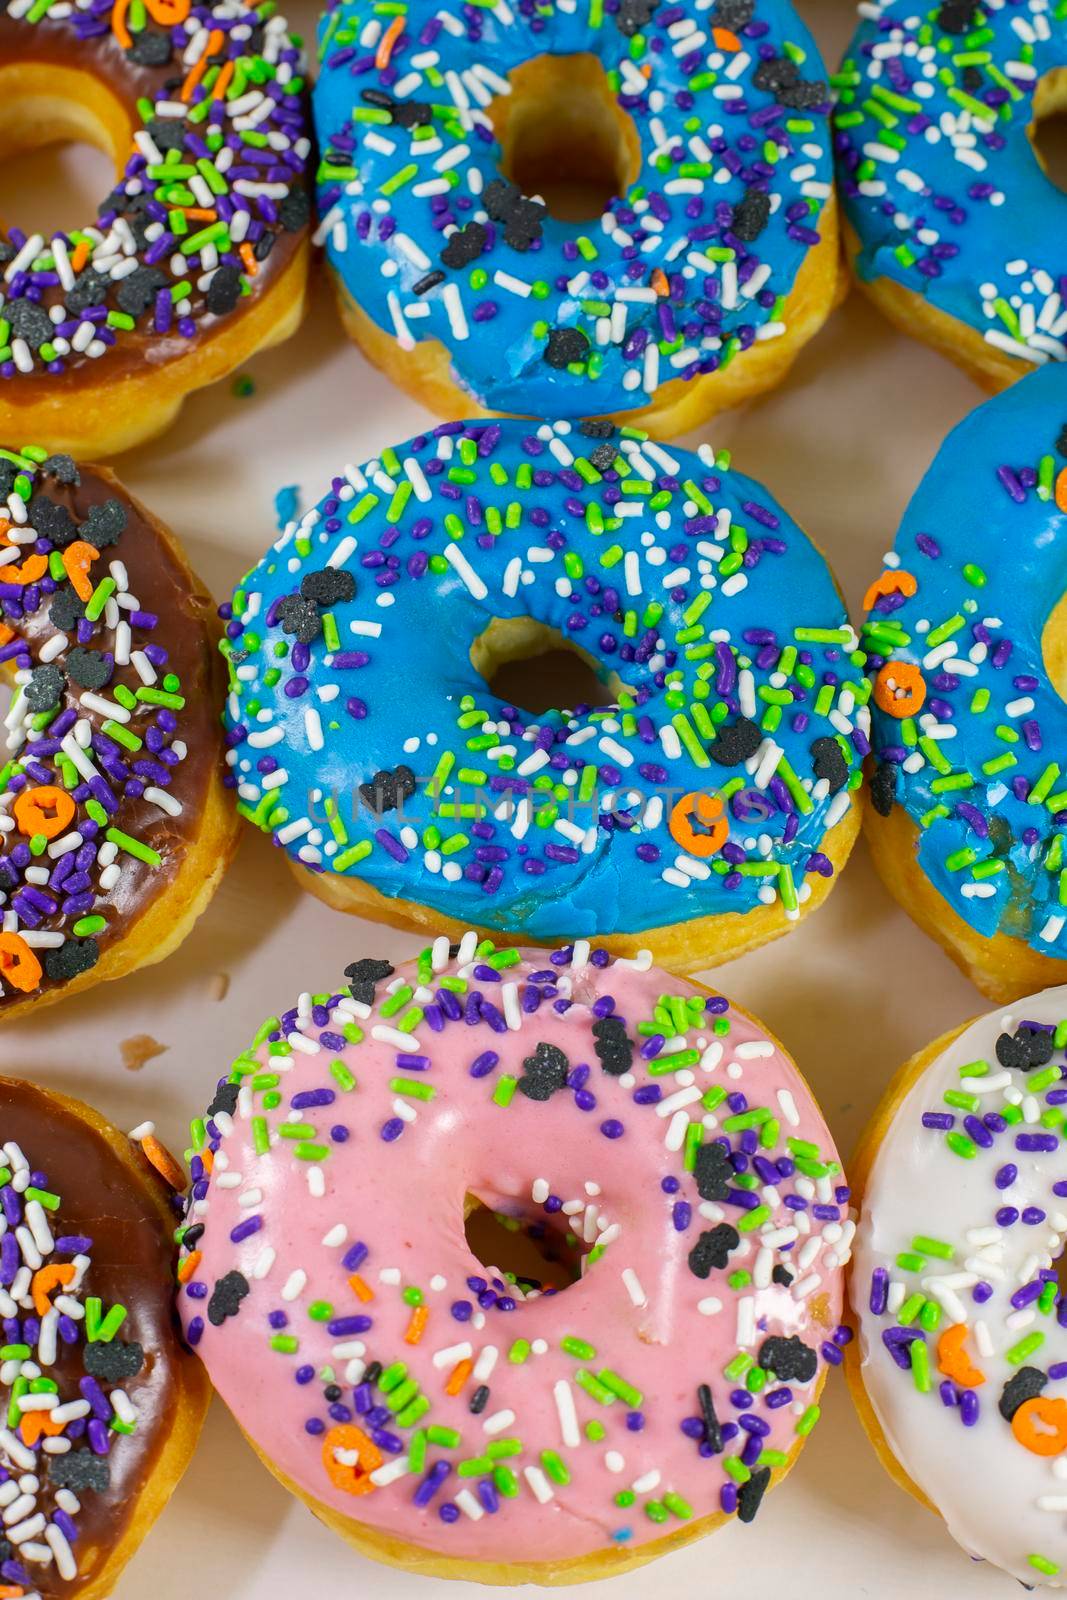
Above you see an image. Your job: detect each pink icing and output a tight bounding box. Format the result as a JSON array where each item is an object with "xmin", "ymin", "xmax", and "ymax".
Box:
[{"xmin": 178, "ymin": 937, "xmax": 848, "ymax": 1565}]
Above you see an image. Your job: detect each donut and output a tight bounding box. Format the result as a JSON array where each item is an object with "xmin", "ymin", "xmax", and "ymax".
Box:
[
  {"xmin": 0, "ymin": 0, "xmax": 312, "ymax": 459},
  {"xmin": 220, "ymin": 418, "xmax": 863, "ymax": 972},
  {"xmin": 312, "ymin": 0, "xmax": 842, "ymax": 436},
  {"xmin": 0, "ymin": 1074, "xmax": 209, "ymax": 1597},
  {"xmin": 834, "ymin": 0, "xmax": 1067, "ymax": 389},
  {"xmin": 177, "ymin": 933, "xmax": 850, "ymax": 1582},
  {"xmin": 848, "ymin": 985, "xmax": 1067, "ymax": 1587},
  {"xmin": 862, "ymin": 366, "xmax": 1067, "ymax": 1003},
  {"xmin": 0, "ymin": 446, "xmax": 238, "ymax": 1021}
]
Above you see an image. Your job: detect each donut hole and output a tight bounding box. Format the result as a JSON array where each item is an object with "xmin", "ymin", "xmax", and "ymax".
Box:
[
  {"xmin": 0, "ymin": 62, "xmax": 131, "ymax": 239},
  {"xmin": 464, "ymin": 1192, "xmax": 586, "ymax": 1293},
  {"xmin": 1029, "ymin": 68, "xmax": 1067, "ymax": 195},
  {"xmin": 471, "ymin": 617, "xmax": 624, "ymax": 717},
  {"xmin": 488, "ymin": 54, "xmax": 642, "ymax": 224}
]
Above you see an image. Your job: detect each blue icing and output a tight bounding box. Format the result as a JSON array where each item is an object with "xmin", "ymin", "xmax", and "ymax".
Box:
[
  {"xmin": 836, "ymin": 0, "xmax": 1067, "ymax": 367},
  {"xmin": 312, "ymin": 0, "xmax": 834, "ymax": 418},
  {"xmin": 221, "ymin": 418, "xmax": 863, "ymax": 941},
  {"xmin": 865, "ymin": 364, "xmax": 1067, "ymax": 957}
]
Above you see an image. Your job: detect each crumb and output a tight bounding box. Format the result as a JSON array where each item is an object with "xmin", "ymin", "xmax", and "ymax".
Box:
[
  {"xmin": 120, "ymin": 1035, "xmax": 168, "ymax": 1072},
  {"xmin": 209, "ymin": 972, "xmax": 231, "ymax": 1002}
]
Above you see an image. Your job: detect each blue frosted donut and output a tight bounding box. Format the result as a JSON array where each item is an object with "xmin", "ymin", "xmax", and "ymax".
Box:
[
  {"xmin": 311, "ymin": 0, "xmax": 839, "ymax": 431},
  {"xmin": 864, "ymin": 364, "xmax": 1067, "ymax": 997},
  {"xmin": 835, "ymin": 0, "xmax": 1067, "ymax": 383},
  {"xmin": 220, "ymin": 418, "xmax": 863, "ymax": 966}
]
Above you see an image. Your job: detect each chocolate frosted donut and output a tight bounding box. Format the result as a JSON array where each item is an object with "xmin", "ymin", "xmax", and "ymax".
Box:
[
  {"xmin": 0, "ymin": 0, "xmax": 312, "ymax": 456},
  {"xmin": 0, "ymin": 446, "xmax": 237, "ymax": 1020},
  {"xmin": 0, "ymin": 1075, "xmax": 208, "ymax": 1596}
]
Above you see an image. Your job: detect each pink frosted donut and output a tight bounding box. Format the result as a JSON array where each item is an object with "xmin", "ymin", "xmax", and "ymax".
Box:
[{"xmin": 177, "ymin": 933, "xmax": 849, "ymax": 1582}]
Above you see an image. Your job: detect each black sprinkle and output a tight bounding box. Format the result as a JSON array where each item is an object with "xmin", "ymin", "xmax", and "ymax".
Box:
[
  {"xmin": 84, "ymin": 1339, "xmax": 145, "ymax": 1381},
  {"xmin": 758, "ymin": 1334, "xmax": 818, "ymax": 1383},
  {"xmin": 126, "ymin": 27, "xmax": 172, "ymax": 64},
  {"xmin": 254, "ymin": 231, "xmax": 276, "ymax": 264},
  {"xmin": 44, "ymin": 937, "xmax": 99, "ymax": 983},
  {"xmin": 30, "ymin": 496, "xmax": 77, "ymax": 546},
  {"xmin": 300, "ymin": 567, "xmax": 356, "ymax": 607},
  {"xmin": 737, "ymin": 1465, "xmax": 771, "ymax": 1523},
  {"xmin": 82, "ymin": 497, "xmax": 127, "ymax": 550},
  {"xmin": 41, "ymin": 454, "xmax": 79, "ymax": 486},
  {"xmin": 279, "ymin": 187, "xmax": 311, "ymax": 233},
  {"xmin": 961, "ymin": 64, "xmax": 983, "ymax": 91},
  {"xmin": 580, "ymin": 418, "xmax": 614, "ymax": 439},
  {"xmin": 324, "ymin": 1383, "xmax": 342, "ymax": 1402},
  {"xmin": 0, "ymin": 461, "xmax": 14, "ymax": 500},
  {"xmin": 206, "ymin": 263, "xmax": 242, "ymax": 316},
  {"xmin": 208, "ymin": 1270, "xmax": 250, "ymax": 1326},
  {"xmin": 936, "ymin": 0, "xmax": 978, "ymax": 31},
  {"xmin": 441, "ymin": 222, "xmax": 488, "ymax": 269},
  {"xmin": 363, "ymin": 1360, "xmax": 383, "ymax": 1386},
  {"xmin": 616, "ymin": 0, "xmax": 658, "ymax": 35},
  {"xmin": 65, "ymin": 647, "xmax": 111, "ymax": 692},
  {"xmin": 810, "ymin": 735, "xmax": 849, "ymax": 795},
  {"xmin": 731, "ymin": 187, "xmax": 771, "ymax": 243},
  {"xmin": 697, "ymin": 1382, "xmax": 723, "ymax": 1452},
  {"xmin": 116, "ymin": 265, "xmax": 169, "ymax": 320},
  {"xmin": 276, "ymin": 593, "xmax": 322, "ymax": 645},
  {"xmin": 771, "ymin": 1264, "xmax": 794, "ymax": 1287},
  {"xmin": 24, "ymin": 664, "xmax": 65, "ymax": 714},
  {"xmin": 48, "ymin": 1451, "xmax": 110, "ymax": 1495},
  {"xmin": 182, "ymin": 1223, "xmax": 205, "ymax": 1251},
  {"xmin": 692, "ymin": 1140, "xmax": 732, "ymax": 1202},
  {"xmin": 345, "ymin": 957, "xmax": 395, "ymax": 1006},
  {"xmin": 413, "ymin": 270, "xmax": 447, "ymax": 296},
  {"xmin": 6, "ymin": 298, "xmax": 52, "ymax": 351},
  {"xmin": 147, "ymin": 118, "xmax": 185, "ymax": 153},
  {"xmin": 66, "ymin": 268, "xmax": 110, "ymax": 315},
  {"xmin": 207, "ymin": 1081, "xmax": 240, "ymax": 1119},
  {"xmin": 999, "ymin": 1365, "xmax": 1047, "ymax": 1421},
  {"xmin": 518, "ymin": 1041, "xmax": 570, "ymax": 1101},
  {"xmin": 591, "ymin": 1015, "xmax": 632, "ymax": 1076},
  {"xmin": 753, "ymin": 56, "xmax": 826, "ymax": 109},
  {"xmin": 544, "ymin": 326, "xmax": 590, "ymax": 369},
  {"xmin": 358, "ymin": 763, "xmax": 417, "ymax": 816},
  {"xmin": 49, "ymin": 589, "xmax": 87, "ymax": 633},
  {"xmin": 469, "ymin": 1384, "xmax": 490, "ymax": 1414},
  {"xmin": 483, "ymin": 179, "xmax": 546, "ymax": 251},
  {"xmin": 709, "ymin": 716, "xmax": 762, "ymax": 766},
  {"xmin": 1056, "ymin": 424, "xmax": 1067, "ymax": 458},
  {"xmin": 589, "ymin": 441, "xmax": 617, "ymax": 473},
  {"xmin": 712, "ymin": 0, "xmax": 754, "ymax": 29},
  {"xmin": 392, "ymin": 100, "xmax": 434, "ymax": 130},
  {"xmin": 869, "ymin": 761, "xmax": 897, "ymax": 818},
  {"xmin": 687, "ymin": 1223, "xmax": 740, "ymax": 1278},
  {"xmin": 996, "ymin": 1026, "xmax": 1055, "ymax": 1073}
]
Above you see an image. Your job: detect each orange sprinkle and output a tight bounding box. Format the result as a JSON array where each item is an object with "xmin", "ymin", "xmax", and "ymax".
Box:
[
  {"xmin": 13, "ymin": 786, "xmax": 76, "ymax": 843},
  {"xmin": 1012, "ymin": 1395, "xmax": 1067, "ymax": 1457},
  {"xmin": 650, "ymin": 268, "xmax": 669, "ymax": 297},
  {"xmin": 111, "ymin": 0, "xmax": 132, "ymax": 48},
  {"xmin": 1, "ymin": 553, "xmax": 47, "ymax": 588},
  {"xmin": 862, "ymin": 568, "xmax": 918, "ymax": 614},
  {"xmin": 212, "ymin": 59, "xmax": 235, "ymax": 102},
  {"xmin": 403, "ymin": 1305, "xmax": 429, "ymax": 1345},
  {"xmin": 31, "ymin": 1263, "xmax": 75, "ymax": 1317},
  {"xmin": 0, "ymin": 1586, "xmax": 25, "ymax": 1597},
  {"xmin": 873, "ymin": 659, "xmax": 926, "ymax": 719},
  {"xmin": 177, "ymin": 1250, "xmax": 203, "ymax": 1284},
  {"xmin": 322, "ymin": 1424, "xmax": 381, "ymax": 1496},
  {"xmin": 145, "ymin": 0, "xmax": 191, "ymax": 23},
  {"xmin": 1056, "ymin": 466, "xmax": 1067, "ymax": 514},
  {"xmin": 180, "ymin": 208, "xmax": 218, "ymax": 223},
  {"xmin": 0, "ymin": 933, "xmax": 41, "ymax": 995},
  {"xmin": 936, "ymin": 1322, "xmax": 984, "ymax": 1389},
  {"xmin": 711, "ymin": 25, "xmax": 741, "ymax": 49},
  {"xmin": 70, "ymin": 240, "xmax": 90, "ymax": 274},
  {"xmin": 375, "ymin": 14, "xmax": 404, "ymax": 69},
  {"xmin": 61, "ymin": 540, "xmax": 99, "ymax": 603},
  {"xmin": 20, "ymin": 1410, "xmax": 65, "ymax": 1448},
  {"xmin": 140, "ymin": 1134, "xmax": 186, "ymax": 1191},
  {"xmin": 200, "ymin": 1148, "xmax": 214, "ymax": 1175},
  {"xmin": 348, "ymin": 1273, "xmax": 374, "ymax": 1303},
  {"xmin": 0, "ymin": 626, "xmax": 12, "ymax": 647},
  {"xmin": 444, "ymin": 1358, "xmax": 473, "ymax": 1396},
  {"xmin": 240, "ymin": 242, "xmax": 259, "ymax": 278}
]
